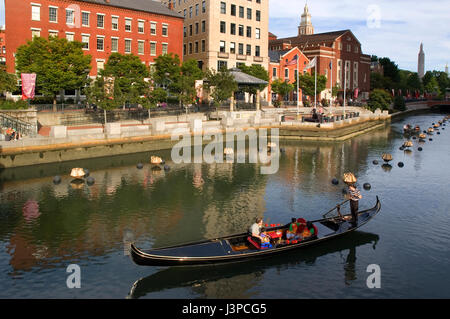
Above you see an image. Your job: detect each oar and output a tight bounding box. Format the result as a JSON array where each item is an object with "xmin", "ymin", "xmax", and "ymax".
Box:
[{"xmin": 322, "ymin": 199, "xmax": 350, "ymax": 219}]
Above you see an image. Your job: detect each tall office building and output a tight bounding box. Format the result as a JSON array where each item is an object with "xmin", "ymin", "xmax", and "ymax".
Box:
[{"xmin": 418, "ymin": 43, "xmax": 425, "ymax": 79}]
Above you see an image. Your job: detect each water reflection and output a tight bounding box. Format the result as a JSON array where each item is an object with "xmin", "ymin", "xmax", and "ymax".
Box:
[{"xmin": 128, "ymin": 231, "xmax": 379, "ymax": 299}]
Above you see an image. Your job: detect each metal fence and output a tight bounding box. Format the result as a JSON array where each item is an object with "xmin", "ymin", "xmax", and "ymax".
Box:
[{"xmin": 0, "ymin": 113, "xmax": 37, "ymax": 137}]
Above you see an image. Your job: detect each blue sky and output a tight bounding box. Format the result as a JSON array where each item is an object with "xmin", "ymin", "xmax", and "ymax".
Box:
[
  {"xmin": 1, "ymin": 0, "xmax": 449, "ymax": 73},
  {"xmin": 269, "ymin": 0, "xmax": 450, "ymax": 73}
]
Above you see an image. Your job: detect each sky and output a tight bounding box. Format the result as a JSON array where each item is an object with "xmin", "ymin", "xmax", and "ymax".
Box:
[
  {"xmin": 0, "ymin": 0, "xmax": 449, "ymax": 73},
  {"xmin": 269, "ymin": 0, "xmax": 450, "ymax": 73}
]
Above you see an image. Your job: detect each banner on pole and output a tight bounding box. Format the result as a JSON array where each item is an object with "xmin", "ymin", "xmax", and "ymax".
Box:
[{"xmin": 21, "ymin": 73, "xmax": 37, "ymax": 100}]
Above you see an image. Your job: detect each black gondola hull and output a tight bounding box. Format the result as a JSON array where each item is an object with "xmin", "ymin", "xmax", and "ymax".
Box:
[{"xmin": 130, "ymin": 197, "xmax": 381, "ymax": 267}]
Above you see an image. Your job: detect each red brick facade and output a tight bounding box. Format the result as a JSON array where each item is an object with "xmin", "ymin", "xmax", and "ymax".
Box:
[
  {"xmin": 268, "ymin": 47, "xmax": 310, "ymax": 104},
  {"xmin": 0, "ymin": 27, "xmax": 6, "ymax": 63},
  {"xmin": 269, "ymin": 30, "xmax": 371, "ymax": 101},
  {"xmin": 4, "ymin": 0, "xmax": 184, "ymax": 76}
]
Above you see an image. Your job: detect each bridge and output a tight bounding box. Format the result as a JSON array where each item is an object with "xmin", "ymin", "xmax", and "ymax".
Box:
[{"xmin": 427, "ymin": 100, "xmax": 450, "ymax": 108}]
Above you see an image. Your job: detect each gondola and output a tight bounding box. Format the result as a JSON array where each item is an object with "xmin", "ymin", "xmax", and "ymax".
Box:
[{"xmin": 130, "ymin": 196, "xmax": 381, "ymax": 267}]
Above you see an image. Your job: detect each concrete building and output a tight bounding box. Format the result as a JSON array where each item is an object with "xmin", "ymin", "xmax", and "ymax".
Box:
[
  {"xmin": 269, "ymin": 4, "xmax": 371, "ymax": 102},
  {"xmin": 4, "ymin": 0, "xmax": 184, "ymax": 76},
  {"xmin": 418, "ymin": 43, "xmax": 425, "ymax": 79},
  {"xmin": 160, "ymin": 0, "xmax": 269, "ymax": 73}
]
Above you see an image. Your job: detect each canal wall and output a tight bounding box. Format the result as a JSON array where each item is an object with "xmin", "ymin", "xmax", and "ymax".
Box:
[{"xmin": 0, "ymin": 108, "xmax": 391, "ymax": 168}]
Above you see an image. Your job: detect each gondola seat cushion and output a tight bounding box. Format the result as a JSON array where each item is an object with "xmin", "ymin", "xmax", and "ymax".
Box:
[{"xmin": 247, "ymin": 236, "xmax": 271, "ymax": 250}]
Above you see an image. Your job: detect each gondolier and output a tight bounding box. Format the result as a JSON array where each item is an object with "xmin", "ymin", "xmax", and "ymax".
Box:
[{"xmin": 343, "ymin": 173, "xmax": 362, "ymax": 227}]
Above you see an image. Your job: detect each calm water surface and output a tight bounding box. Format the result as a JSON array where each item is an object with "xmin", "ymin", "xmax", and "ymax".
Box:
[{"xmin": 1, "ymin": 112, "xmax": 449, "ymax": 299}]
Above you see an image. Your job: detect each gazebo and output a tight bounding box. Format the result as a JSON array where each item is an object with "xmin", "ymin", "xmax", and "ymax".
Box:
[{"xmin": 228, "ymin": 68, "xmax": 268, "ymax": 112}]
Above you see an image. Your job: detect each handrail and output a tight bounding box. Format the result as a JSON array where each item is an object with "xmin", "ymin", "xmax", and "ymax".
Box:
[{"xmin": 0, "ymin": 112, "xmax": 37, "ymax": 137}]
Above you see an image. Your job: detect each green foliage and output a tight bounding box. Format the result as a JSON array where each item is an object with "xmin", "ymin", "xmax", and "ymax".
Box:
[
  {"xmin": 204, "ymin": 68, "xmax": 237, "ymax": 106},
  {"xmin": 298, "ymin": 72, "xmax": 327, "ymax": 99},
  {"xmin": 368, "ymin": 89, "xmax": 393, "ymax": 111},
  {"xmin": 0, "ymin": 65, "xmax": 17, "ymax": 93},
  {"xmin": 178, "ymin": 59, "xmax": 203, "ymax": 106},
  {"xmin": 0, "ymin": 99, "xmax": 29, "ymax": 110},
  {"xmin": 424, "ymin": 77, "xmax": 441, "ymax": 96},
  {"xmin": 152, "ymin": 53, "xmax": 181, "ymax": 93},
  {"xmin": 393, "ymin": 95, "xmax": 406, "ymax": 111},
  {"xmin": 271, "ymin": 79, "xmax": 294, "ymax": 105},
  {"xmin": 237, "ymin": 64, "xmax": 269, "ymax": 94},
  {"xmin": 15, "ymin": 36, "xmax": 92, "ymax": 104}
]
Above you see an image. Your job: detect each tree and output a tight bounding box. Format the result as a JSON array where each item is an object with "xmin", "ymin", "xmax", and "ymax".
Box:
[
  {"xmin": 15, "ymin": 36, "xmax": 92, "ymax": 111},
  {"xmin": 406, "ymin": 73, "xmax": 423, "ymax": 93},
  {"xmin": 0, "ymin": 65, "xmax": 17, "ymax": 95},
  {"xmin": 368, "ymin": 89, "xmax": 393, "ymax": 111},
  {"xmin": 271, "ymin": 79, "xmax": 294, "ymax": 107},
  {"xmin": 178, "ymin": 59, "xmax": 203, "ymax": 108},
  {"xmin": 141, "ymin": 87, "xmax": 167, "ymax": 120},
  {"xmin": 237, "ymin": 64, "xmax": 269, "ymax": 96},
  {"xmin": 298, "ymin": 72, "xmax": 327, "ymax": 102},
  {"xmin": 203, "ymin": 68, "xmax": 237, "ymax": 107},
  {"xmin": 393, "ymin": 95, "xmax": 406, "ymax": 111},
  {"xmin": 153, "ymin": 53, "xmax": 181, "ymax": 94},
  {"xmin": 424, "ymin": 77, "xmax": 441, "ymax": 96},
  {"xmin": 378, "ymin": 57, "xmax": 400, "ymax": 83}
]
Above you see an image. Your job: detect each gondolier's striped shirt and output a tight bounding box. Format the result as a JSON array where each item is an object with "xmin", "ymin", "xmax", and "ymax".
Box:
[{"xmin": 349, "ymin": 188, "xmax": 361, "ymax": 201}]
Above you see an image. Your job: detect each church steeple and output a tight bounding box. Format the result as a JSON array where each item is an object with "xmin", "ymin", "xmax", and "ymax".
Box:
[
  {"xmin": 418, "ymin": 43, "xmax": 425, "ymax": 79},
  {"xmin": 298, "ymin": 2, "xmax": 314, "ymax": 36}
]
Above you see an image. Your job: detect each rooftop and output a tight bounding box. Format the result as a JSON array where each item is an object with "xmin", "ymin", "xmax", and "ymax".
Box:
[{"xmin": 80, "ymin": 0, "xmax": 183, "ymax": 18}]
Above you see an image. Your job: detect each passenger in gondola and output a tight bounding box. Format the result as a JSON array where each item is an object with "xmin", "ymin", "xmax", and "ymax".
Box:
[
  {"xmin": 249, "ymin": 217, "xmax": 269, "ymax": 244},
  {"xmin": 286, "ymin": 218, "xmax": 301, "ymax": 240}
]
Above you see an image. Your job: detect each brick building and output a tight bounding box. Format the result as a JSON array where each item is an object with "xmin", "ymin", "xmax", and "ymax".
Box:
[
  {"xmin": 4, "ymin": 0, "xmax": 184, "ymax": 76},
  {"xmin": 0, "ymin": 26, "xmax": 6, "ymax": 64},
  {"xmin": 269, "ymin": 4, "xmax": 371, "ymax": 102},
  {"xmin": 268, "ymin": 47, "xmax": 309, "ymax": 105}
]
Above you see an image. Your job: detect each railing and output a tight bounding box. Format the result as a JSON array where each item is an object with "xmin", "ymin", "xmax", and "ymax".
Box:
[{"xmin": 0, "ymin": 112, "xmax": 37, "ymax": 137}]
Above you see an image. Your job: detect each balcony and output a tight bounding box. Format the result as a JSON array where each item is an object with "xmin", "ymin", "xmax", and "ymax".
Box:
[
  {"xmin": 253, "ymin": 56, "xmax": 263, "ymax": 62},
  {"xmin": 236, "ymin": 54, "xmax": 247, "ymax": 61},
  {"xmin": 217, "ymin": 52, "xmax": 229, "ymax": 59}
]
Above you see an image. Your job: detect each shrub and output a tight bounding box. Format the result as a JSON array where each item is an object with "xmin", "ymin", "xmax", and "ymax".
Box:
[
  {"xmin": 393, "ymin": 95, "xmax": 406, "ymax": 111},
  {"xmin": 368, "ymin": 89, "xmax": 393, "ymax": 112},
  {"xmin": 0, "ymin": 99, "xmax": 30, "ymax": 110}
]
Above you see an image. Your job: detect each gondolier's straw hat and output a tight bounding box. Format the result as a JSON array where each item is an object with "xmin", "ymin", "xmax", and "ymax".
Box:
[{"xmin": 343, "ymin": 172, "xmax": 357, "ymax": 185}]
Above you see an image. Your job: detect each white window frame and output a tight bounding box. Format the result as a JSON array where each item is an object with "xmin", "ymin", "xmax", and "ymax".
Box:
[
  {"xmin": 96, "ymin": 59, "xmax": 105, "ymax": 73},
  {"xmin": 66, "ymin": 8, "xmax": 75, "ymax": 25},
  {"xmin": 124, "ymin": 38, "xmax": 132, "ymax": 53},
  {"xmin": 31, "ymin": 28, "xmax": 41, "ymax": 38},
  {"xmin": 49, "ymin": 6, "xmax": 58, "ymax": 23},
  {"xmin": 162, "ymin": 42, "xmax": 168, "ymax": 55},
  {"xmin": 48, "ymin": 30, "xmax": 58, "ymax": 37},
  {"xmin": 97, "ymin": 13, "xmax": 105, "ymax": 29},
  {"xmin": 150, "ymin": 41, "xmax": 157, "ymax": 56},
  {"xmin": 96, "ymin": 36, "xmax": 105, "ymax": 52},
  {"xmin": 31, "ymin": 3, "xmax": 41, "ymax": 22},
  {"xmin": 81, "ymin": 11, "xmax": 90, "ymax": 27},
  {"xmin": 150, "ymin": 22, "xmax": 157, "ymax": 35},
  {"xmin": 111, "ymin": 37, "xmax": 119, "ymax": 52},
  {"xmin": 138, "ymin": 40, "xmax": 145, "ymax": 55},
  {"xmin": 125, "ymin": 18, "xmax": 132, "ymax": 32},
  {"xmin": 162, "ymin": 23, "xmax": 168, "ymax": 37},
  {"xmin": 65, "ymin": 32, "xmax": 75, "ymax": 42},
  {"xmin": 81, "ymin": 34, "xmax": 90, "ymax": 50},
  {"xmin": 138, "ymin": 20, "xmax": 145, "ymax": 34},
  {"xmin": 111, "ymin": 16, "xmax": 119, "ymax": 31}
]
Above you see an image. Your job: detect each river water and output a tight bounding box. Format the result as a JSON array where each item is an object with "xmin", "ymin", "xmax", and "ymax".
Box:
[{"xmin": 0, "ymin": 112, "xmax": 449, "ymax": 299}]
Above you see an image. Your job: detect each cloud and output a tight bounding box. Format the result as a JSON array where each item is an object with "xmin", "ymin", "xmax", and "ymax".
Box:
[{"xmin": 269, "ymin": 0, "xmax": 450, "ymax": 72}]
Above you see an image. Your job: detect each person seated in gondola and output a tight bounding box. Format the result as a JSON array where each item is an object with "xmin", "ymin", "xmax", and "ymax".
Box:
[
  {"xmin": 249, "ymin": 217, "xmax": 269, "ymax": 245},
  {"xmin": 286, "ymin": 218, "xmax": 301, "ymax": 240},
  {"xmin": 302, "ymin": 221, "xmax": 316, "ymax": 238}
]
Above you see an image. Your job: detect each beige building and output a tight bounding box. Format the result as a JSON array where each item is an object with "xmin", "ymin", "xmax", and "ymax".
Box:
[{"xmin": 161, "ymin": 0, "xmax": 269, "ymax": 73}]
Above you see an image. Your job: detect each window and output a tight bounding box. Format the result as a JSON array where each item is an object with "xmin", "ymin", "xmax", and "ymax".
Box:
[
  {"xmin": 195, "ymin": 22, "xmax": 199, "ymax": 34},
  {"xmin": 189, "ymin": 42, "xmax": 193, "ymax": 54},
  {"xmin": 183, "ymin": 26, "xmax": 187, "ymax": 37},
  {"xmin": 239, "ymin": 6, "xmax": 244, "ymax": 18},
  {"xmin": 66, "ymin": 32, "xmax": 74, "ymax": 42},
  {"xmin": 220, "ymin": 2, "xmax": 226, "ymax": 14},
  {"xmin": 256, "ymin": 10, "xmax": 261, "ymax": 21},
  {"xmin": 255, "ymin": 45, "xmax": 260, "ymax": 57},
  {"xmin": 230, "ymin": 42, "xmax": 235, "ymax": 54},
  {"xmin": 202, "ymin": 1, "xmax": 206, "ymax": 13},
  {"xmin": 81, "ymin": 34, "xmax": 90, "ymax": 50},
  {"xmin": 246, "ymin": 26, "xmax": 251, "ymax": 38},
  {"xmin": 230, "ymin": 23, "xmax": 236, "ymax": 35},
  {"xmin": 184, "ymin": 9, "xmax": 186, "ymax": 18},
  {"xmin": 238, "ymin": 25, "xmax": 244, "ymax": 36},
  {"xmin": 347, "ymin": 44, "xmax": 351, "ymax": 52},
  {"xmin": 189, "ymin": 6, "xmax": 192, "ymax": 18},
  {"xmin": 31, "ymin": 28, "xmax": 41, "ymax": 38},
  {"xmin": 96, "ymin": 60, "xmax": 105, "ymax": 72},
  {"xmin": 238, "ymin": 43, "xmax": 244, "ymax": 55},
  {"xmin": 31, "ymin": 4, "xmax": 40, "ymax": 21},
  {"xmin": 49, "ymin": 7, "xmax": 58, "ymax": 23},
  {"xmin": 162, "ymin": 43, "xmax": 168, "ymax": 55},
  {"xmin": 256, "ymin": 0, "xmax": 261, "ymax": 3},
  {"xmin": 220, "ymin": 41, "xmax": 226, "ymax": 53},
  {"xmin": 220, "ymin": 21, "xmax": 226, "ymax": 33},
  {"xmin": 189, "ymin": 24, "xmax": 192, "ymax": 36},
  {"xmin": 162, "ymin": 24, "xmax": 168, "ymax": 36},
  {"xmin": 111, "ymin": 38, "xmax": 119, "ymax": 52},
  {"xmin": 354, "ymin": 46, "xmax": 359, "ymax": 53},
  {"xmin": 138, "ymin": 40, "xmax": 144, "ymax": 55},
  {"xmin": 194, "ymin": 41, "xmax": 198, "ymax": 53},
  {"xmin": 255, "ymin": 28, "xmax": 260, "ymax": 39},
  {"xmin": 97, "ymin": 14, "xmax": 105, "ymax": 28},
  {"xmin": 124, "ymin": 39, "xmax": 131, "ymax": 53},
  {"xmin": 201, "ymin": 40, "xmax": 206, "ymax": 52},
  {"xmin": 48, "ymin": 30, "xmax": 58, "ymax": 38},
  {"xmin": 284, "ymin": 68, "xmax": 289, "ymax": 79},
  {"xmin": 66, "ymin": 9, "xmax": 74, "ymax": 25},
  {"xmin": 97, "ymin": 36, "xmax": 104, "ymax": 51},
  {"xmin": 272, "ymin": 67, "xmax": 277, "ymax": 78},
  {"xmin": 150, "ymin": 41, "xmax": 157, "ymax": 56},
  {"xmin": 112, "ymin": 16, "xmax": 119, "ymax": 30},
  {"xmin": 246, "ymin": 44, "xmax": 251, "ymax": 56},
  {"xmin": 183, "ymin": 44, "xmax": 186, "ymax": 55},
  {"xmin": 138, "ymin": 21, "xmax": 145, "ymax": 33},
  {"xmin": 339, "ymin": 42, "xmax": 343, "ymax": 50},
  {"xmin": 247, "ymin": 8, "xmax": 252, "ymax": 19},
  {"xmin": 195, "ymin": 4, "xmax": 199, "ymax": 15},
  {"xmin": 150, "ymin": 22, "xmax": 157, "ymax": 35},
  {"xmin": 82, "ymin": 12, "xmax": 89, "ymax": 27},
  {"xmin": 231, "ymin": 4, "xmax": 236, "ymax": 16},
  {"xmin": 125, "ymin": 18, "xmax": 132, "ymax": 32},
  {"xmin": 218, "ymin": 60, "xmax": 227, "ymax": 70},
  {"xmin": 201, "ymin": 20, "xmax": 206, "ymax": 32}
]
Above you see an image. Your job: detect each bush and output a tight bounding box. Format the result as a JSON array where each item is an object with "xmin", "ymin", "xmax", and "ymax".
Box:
[
  {"xmin": 303, "ymin": 100, "xmax": 311, "ymax": 107},
  {"xmin": 393, "ymin": 95, "xmax": 406, "ymax": 111},
  {"xmin": 30, "ymin": 96, "xmax": 54, "ymax": 104},
  {"xmin": 368, "ymin": 89, "xmax": 393, "ymax": 112},
  {"xmin": 321, "ymin": 98, "xmax": 329, "ymax": 107},
  {"xmin": 0, "ymin": 99, "xmax": 30, "ymax": 110}
]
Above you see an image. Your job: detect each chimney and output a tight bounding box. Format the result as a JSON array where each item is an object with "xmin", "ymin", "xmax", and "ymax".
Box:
[
  {"xmin": 105, "ymin": 0, "xmax": 110, "ymax": 3},
  {"xmin": 168, "ymin": 2, "xmax": 174, "ymax": 10}
]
